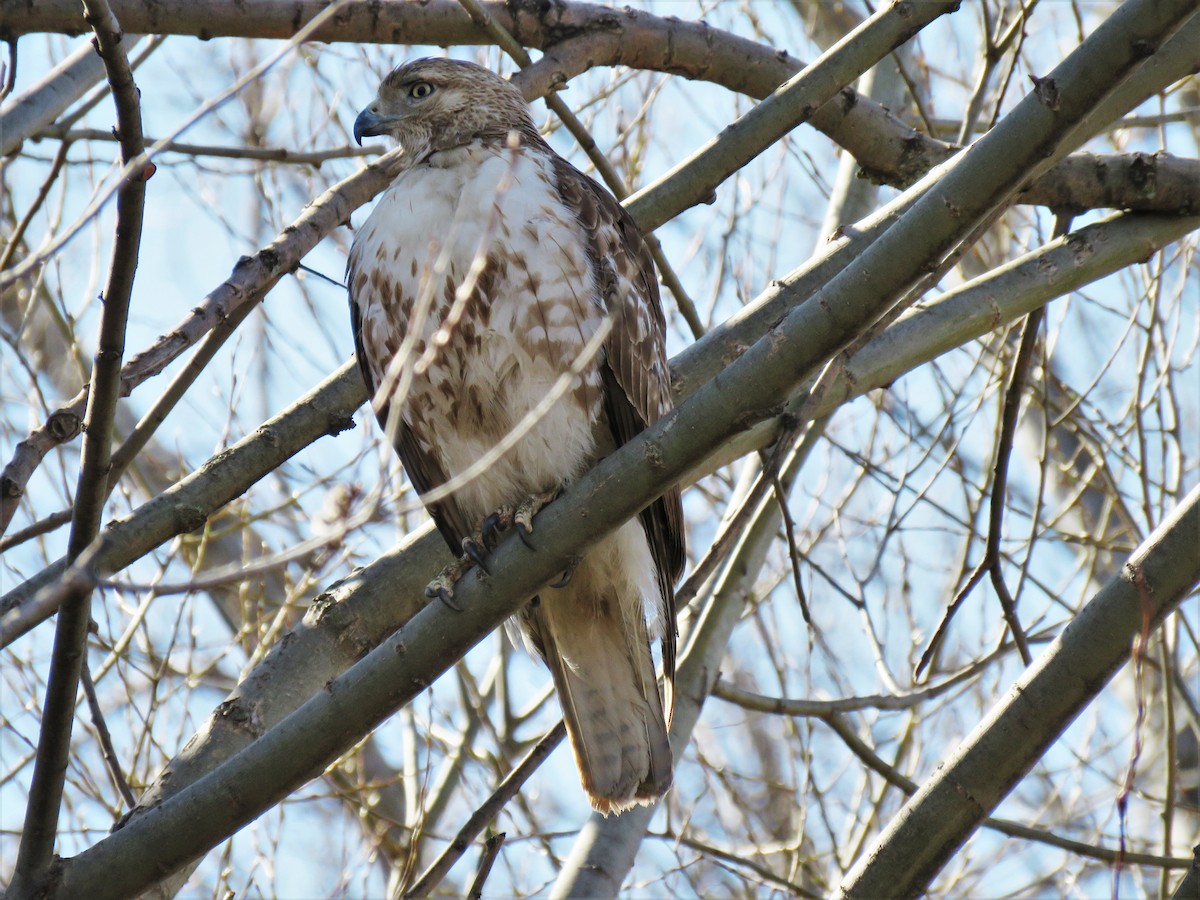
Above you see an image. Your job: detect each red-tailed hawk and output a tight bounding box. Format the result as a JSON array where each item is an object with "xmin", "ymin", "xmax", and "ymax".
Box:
[{"xmin": 348, "ymin": 58, "xmax": 684, "ymax": 814}]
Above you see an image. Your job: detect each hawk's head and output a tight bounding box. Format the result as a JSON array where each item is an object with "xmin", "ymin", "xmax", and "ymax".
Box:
[{"xmin": 354, "ymin": 58, "xmax": 536, "ymax": 156}]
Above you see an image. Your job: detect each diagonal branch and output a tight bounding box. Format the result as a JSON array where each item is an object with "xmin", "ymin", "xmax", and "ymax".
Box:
[
  {"xmin": 3, "ymin": 208, "xmax": 1194, "ymax": 644},
  {"xmin": 402, "ymin": 721, "xmax": 566, "ymax": 897},
  {"xmin": 622, "ymin": 0, "xmax": 962, "ymax": 231},
  {"xmin": 0, "ymin": 147, "xmax": 405, "ymax": 536}
]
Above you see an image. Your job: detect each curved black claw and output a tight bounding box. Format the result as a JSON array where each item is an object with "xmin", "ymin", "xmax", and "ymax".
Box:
[
  {"xmin": 548, "ymin": 555, "xmax": 582, "ymax": 589},
  {"xmin": 480, "ymin": 510, "xmax": 510, "ymax": 547},
  {"xmin": 462, "ymin": 537, "xmax": 490, "ymax": 574},
  {"xmin": 425, "ymin": 583, "xmax": 462, "ymax": 611},
  {"xmin": 515, "ymin": 521, "xmax": 535, "ymax": 550}
]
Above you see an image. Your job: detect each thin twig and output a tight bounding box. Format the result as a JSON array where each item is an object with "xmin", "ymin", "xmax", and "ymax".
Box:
[
  {"xmin": 0, "ymin": 141, "xmax": 70, "ymax": 272},
  {"xmin": 80, "ymin": 655, "xmax": 137, "ymax": 809},
  {"xmin": 983, "ymin": 300, "xmax": 1051, "ymax": 668},
  {"xmin": 0, "ymin": 508, "xmax": 73, "ymax": 553},
  {"xmin": 466, "ymin": 832, "xmax": 505, "ymax": 900},
  {"xmin": 769, "ymin": 466, "xmax": 812, "ymax": 625},
  {"xmin": 654, "ymin": 829, "xmax": 818, "ymax": 896},
  {"xmin": 916, "ymin": 215, "xmax": 1075, "ymax": 679},
  {"xmin": 402, "ymin": 721, "xmax": 566, "ymax": 898},
  {"xmin": 32, "ymin": 125, "xmax": 373, "ymax": 164}
]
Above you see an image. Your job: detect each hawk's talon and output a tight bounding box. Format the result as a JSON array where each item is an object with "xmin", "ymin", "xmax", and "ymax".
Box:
[
  {"xmin": 511, "ymin": 489, "xmax": 560, "ymax": 548},
  {"xmin": 425, "ymin": 582, "xmax": 462, "ymax": 611},
  {"xmin": 515, "ymin": 521, "xmax": 535, "ymax": 550},
  {"xmin": 481, "ymin": 507, "xmax": 515, "ymax": 548},
  {"xmin": 425, "ymin": 556, "xmax": 472, "ymax": 611},
  {"xmin": 462, "ymin": 536, "xmax": 490, "ymax": 574},
  {"xmin": 549, "ymin": 556, "xmax": 582, "ymax": 589}
]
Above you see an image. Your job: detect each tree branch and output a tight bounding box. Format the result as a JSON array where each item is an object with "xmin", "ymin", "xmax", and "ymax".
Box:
[
  {"xmin": 10, "ymin": 0, "xmax": 149, "ymax": 890},
  {"xmin": 4, "ymin": 2, "xmax": 1198, "ymax": 213},
  {"xmin": 4, "ymin": 206, "xmax": 1194, "ymax": 648},
  {"xmin": 403, "ymin": 722, "xmax": 565, "ymax": 898},
  {"xmin": 0, "ymin": 147, "xmax": 405, "ymax": 536},
  {"xmin": 623, "ymin": 0, "xmax": 962, "ymax": 231},
  {"xmin": 0, "ymin": 31, "xmax": 143, "ymax": 156}
]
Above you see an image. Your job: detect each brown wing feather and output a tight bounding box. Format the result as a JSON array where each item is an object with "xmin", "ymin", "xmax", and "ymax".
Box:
[
  {"xmin": 347, "ymin": 264, "xmax": 472, "ymax": 553},
  {"xmin": 549, "ymin": 156, "xmax": 686, "ymax": 699}
]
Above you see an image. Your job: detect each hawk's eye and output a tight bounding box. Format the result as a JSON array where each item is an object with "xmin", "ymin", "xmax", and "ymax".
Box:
[{"xmin": 408, "ymin": 82, "xmax": 434, "ymax": 100}]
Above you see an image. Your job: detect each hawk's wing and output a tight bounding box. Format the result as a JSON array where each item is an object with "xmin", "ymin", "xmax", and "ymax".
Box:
[
  {"xmin": 347, "ymin": 261, "xmax": 472, "ymax": 553},
  {"xmin": 550, "ymin": 156, "xmax": 686, "ymax": 693}
]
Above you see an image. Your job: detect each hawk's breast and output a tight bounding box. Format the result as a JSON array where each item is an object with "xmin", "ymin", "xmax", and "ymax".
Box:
[{"xmin": 349, "ymin": 141, "xmax": 608, "ymax": 523}]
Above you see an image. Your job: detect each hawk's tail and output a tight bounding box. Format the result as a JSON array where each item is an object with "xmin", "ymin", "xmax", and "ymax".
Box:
[{"xmin": 524, "ymin": 582, "xmax": 672, "ymax": 815}]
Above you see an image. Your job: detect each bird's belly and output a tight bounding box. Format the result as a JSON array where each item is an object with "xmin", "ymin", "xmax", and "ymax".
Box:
[
  {"xmin": 356, "ymin": 144, "xmax": 608, "ymax": 525},
  {"xmin": 417, "ymin": 326, "xmax": 602, "ymax": 525}
]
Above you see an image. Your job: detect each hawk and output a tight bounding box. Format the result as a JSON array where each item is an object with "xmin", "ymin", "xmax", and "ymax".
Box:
[{"xmin": 348, "ymin": 58, "xmax": 684, "ymax": 814}]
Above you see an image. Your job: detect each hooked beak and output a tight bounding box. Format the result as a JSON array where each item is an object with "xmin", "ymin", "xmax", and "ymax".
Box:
[{"xmin": 353, "ymin": 108, "xmax": 388, "ymax": 146}]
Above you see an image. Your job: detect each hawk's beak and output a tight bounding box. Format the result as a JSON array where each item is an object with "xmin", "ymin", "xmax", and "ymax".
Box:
[{"xmin": 353, "ymin": 108, "xmax": 388, "ymax": 146}]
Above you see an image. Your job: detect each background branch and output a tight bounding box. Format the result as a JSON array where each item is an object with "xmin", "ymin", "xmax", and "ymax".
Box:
[{"xmin": 9, "ymin": 1, "xmax": 149, "ymax": 890}]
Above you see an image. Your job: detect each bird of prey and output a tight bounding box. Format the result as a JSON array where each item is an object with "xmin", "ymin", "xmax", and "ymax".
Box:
[{"xmin": 348, "ymin": 58, "xmax": 684, "ymax": 814}]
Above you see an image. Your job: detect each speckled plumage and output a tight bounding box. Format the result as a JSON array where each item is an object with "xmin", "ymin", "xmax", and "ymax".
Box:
[{"xmin": 348, "ymin": 58, "xmax": 684, "ymax": 813}]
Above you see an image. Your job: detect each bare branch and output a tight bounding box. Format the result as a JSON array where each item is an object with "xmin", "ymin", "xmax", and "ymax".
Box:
[
  {"xmin": 833, "ymin": 487, "xmax": 1200, "ymax": 898},
  {"xmin": 624, "ymin": 0, "xmax": 961, "ymax": 231},
  {"xmin": 0, "ymin": 33, "xmax": 143, "ymax": 156},
  {"xmin": 0, "ymin": 148, "xmax": 404, "ymax": 536},
  {"xmin": 403, "ymin": 722, "xmax": 565, "ymax": 898},
  {"xmin": 5, "ymin": 2, "xmax": 1198, "ymax": 213},
  {"xmin": 10, "ymin": 1, "xmax": 149, "ymax": 888}
]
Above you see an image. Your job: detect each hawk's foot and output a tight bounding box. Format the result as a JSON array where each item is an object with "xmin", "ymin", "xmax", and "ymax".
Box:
[
  {"xmin": 480, "ymin": 489, "xmax": 560, "ymax": 549},
  {"xmin": 424, "ymin": 553, "xmax": 474, "ymax": 611},
  {"xmin": 441, "ymin": 491, "xmax": 565, "ymax": 602},
  {"xmin": 512, "ymin": 489, "xmax": 561, "ymax": 546}
]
